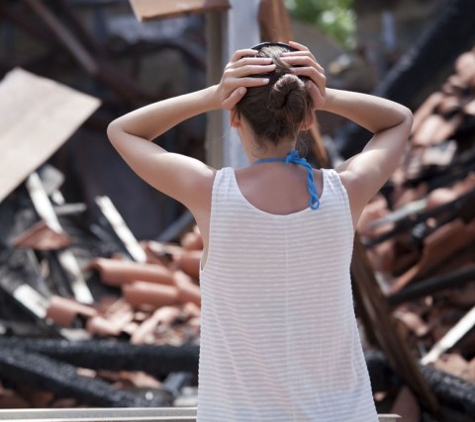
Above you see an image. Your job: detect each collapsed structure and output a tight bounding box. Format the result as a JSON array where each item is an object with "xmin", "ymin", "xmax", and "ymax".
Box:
[{"xmin": 0, "ymin": 1, "xmax": 474, "ymax": 421}]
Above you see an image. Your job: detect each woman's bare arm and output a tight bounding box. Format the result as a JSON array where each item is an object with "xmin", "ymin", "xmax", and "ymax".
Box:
[
  {"xmin": 107, "ymin": 50, "xmax": 275, "ymax": 214},
  {"xmin": 320, "ymin": 88, "xmax": 413, "ymax": 226},
  {"xmin": 282, "ymin": 41, "xmax": 413, "ymax": 228}
]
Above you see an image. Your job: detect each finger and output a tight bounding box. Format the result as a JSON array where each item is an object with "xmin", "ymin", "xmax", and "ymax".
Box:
[
  {"xmin": 288, "ymin": 40, "xmax": 310, "ymax": 52},
  {"xmin": 291, "ymin": 67, "xmax": 326, "ymax": 95},
  {"xmin": 305, "ymin": 80, "xmax": 325, "ymax": 109},
  {"xmin": 280, "ymin": 50, "xmax": 318, "ymax": 64},
  {"xmin": 225, "ymin": 77, "xmax": 270, "ymax": 90},
  {"xmin": 234, "ymin": 57, "xmax": 273, "ymax": 66},
  {"xmin": 227, "ymin": 63, "xmax": 276, "ymax": 77},
  {"xmin": 280, "ymin": 55, "xmax": 323, "ymax": 73},
  {"xmin": 222, "ymin": 87, "xmax": 247, "ymax": 109},
  {"xmin": 230, "ymin": 49, "xmax": 258, "ymax": 62}
]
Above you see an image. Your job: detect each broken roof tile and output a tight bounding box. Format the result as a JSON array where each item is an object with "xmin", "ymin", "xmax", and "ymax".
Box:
[{"xmin": 12, "ymin": 220, "xmax": 72, "ymax": 251}]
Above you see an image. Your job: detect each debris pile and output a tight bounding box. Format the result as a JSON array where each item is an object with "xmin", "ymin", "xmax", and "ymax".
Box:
[
  {"xmin": 357, "ymin": 46, "xmax": 475, "ymax": 409},
  {"xmin": 0, "ymin": 0, "xmax": 475, "ymax": 418},
  {"xmin": 0, "ymin": 177, "xmax": 204, "ymax": 407}
]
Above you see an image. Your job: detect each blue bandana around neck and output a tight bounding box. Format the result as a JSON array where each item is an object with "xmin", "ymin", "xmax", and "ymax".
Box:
[{"xmin": 252, "ymin": 150, "xmax": 320, "ymax": 210}]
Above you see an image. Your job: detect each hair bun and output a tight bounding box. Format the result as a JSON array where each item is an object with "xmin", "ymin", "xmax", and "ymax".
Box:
[{"xmin": 267, "ymin": 73, "xmax": 305, "ymax": 111}]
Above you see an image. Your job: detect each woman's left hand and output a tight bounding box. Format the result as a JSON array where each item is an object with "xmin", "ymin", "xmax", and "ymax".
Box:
[{"xmin": 213, "ymin": 49, "xmax": 276, "ymax": 110}]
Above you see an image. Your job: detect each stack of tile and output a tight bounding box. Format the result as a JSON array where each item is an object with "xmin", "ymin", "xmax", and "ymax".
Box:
[
  {"xmin": 44, "ymin": 226, "xmax": 204, "ymax": 346},
  {"xmin": 357, "ymin": 46, "xmax": 475, "ymax": 389}
]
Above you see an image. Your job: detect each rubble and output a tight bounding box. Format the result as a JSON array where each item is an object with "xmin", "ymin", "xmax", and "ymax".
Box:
[
  {"xmin": 0, "ymin": 1, "xmax": 474, "ymax": 420},
  {"xmin": 356, "ymin": 45, "xmax": 475, "ymax": 418}
]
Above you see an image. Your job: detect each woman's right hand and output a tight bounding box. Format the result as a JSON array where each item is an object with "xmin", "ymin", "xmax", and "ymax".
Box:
[
  {"xmin": 280, "ymin": 41, "xmax": 327, "ymax": 110},
  {"xmin": 213, "ymin": 49, "xmax": 276, "ymax": 110}
]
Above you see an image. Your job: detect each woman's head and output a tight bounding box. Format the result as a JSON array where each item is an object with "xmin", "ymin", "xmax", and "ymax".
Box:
[{"xmin": 234, "ymin": 42, "xmax": 313, "ymax": 148}]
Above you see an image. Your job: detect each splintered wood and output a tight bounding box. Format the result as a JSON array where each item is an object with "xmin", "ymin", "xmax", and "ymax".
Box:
[
  {"xmin": 128, "ymin": 0, "xmax": 231, "ymax": 21},
  {"xmin": 0, "ymin": 68, "xmax": 101, "ymax": 203}
]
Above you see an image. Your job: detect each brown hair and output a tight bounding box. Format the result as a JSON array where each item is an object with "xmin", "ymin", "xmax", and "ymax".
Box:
[{"xmin": 235, "ymin": 44, "xmax": 313, "ymax": 146}]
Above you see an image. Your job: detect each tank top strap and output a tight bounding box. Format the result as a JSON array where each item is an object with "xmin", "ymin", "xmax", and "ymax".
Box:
[
  {"xmin": 321, "ymin": 168, "xmax": 354, "ymax": 233},
  {"xmin": 209, "ymin": 167, "xmax": 247, "ymax": 213}
]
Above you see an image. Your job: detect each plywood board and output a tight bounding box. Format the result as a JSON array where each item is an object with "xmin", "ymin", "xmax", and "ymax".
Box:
[
  {"xmin": 129, "ymin": 0, "xmax": 230, "ymax": 21},
  {"xmin": 0, "ymin": 68, "xmax": 101, "ymax": 202}
]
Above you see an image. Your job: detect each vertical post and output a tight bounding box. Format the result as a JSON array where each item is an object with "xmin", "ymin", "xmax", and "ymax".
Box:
[
  {"xmin": 205, "ymin": 0, "xmax": 261, "ymax": 169},
  {"xmin": 204, "ymin": 11, "xmax": 226, "ymax": 169}
]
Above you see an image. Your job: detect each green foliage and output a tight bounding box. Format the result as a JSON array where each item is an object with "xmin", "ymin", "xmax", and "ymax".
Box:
[{"xmin": 284, "ymin": 0, "xmax": 356, "ymax": 49}]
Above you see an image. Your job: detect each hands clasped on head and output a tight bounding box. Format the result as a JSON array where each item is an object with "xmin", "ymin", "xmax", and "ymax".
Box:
[{"xmin": 214, "ymin": 41, "xmax": 326, "ymax": 112}]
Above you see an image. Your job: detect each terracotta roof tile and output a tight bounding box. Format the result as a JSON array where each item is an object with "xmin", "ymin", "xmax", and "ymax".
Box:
[
  {"xmin": 123, "ymin": 281, "xmax": 179, "ymax": 309},
  {"xmin": 46, "ymin": 296, "xmax": 97, "ymax": 328},
  {"xmin": 87, "ymin": 258, "xmax": 175, "ymax": 287},
  {"xmin": 12, "ymin": 220, "xmax": 71, "ymax": 251}
]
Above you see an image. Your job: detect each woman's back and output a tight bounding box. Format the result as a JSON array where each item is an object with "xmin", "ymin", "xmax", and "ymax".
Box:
[
  {"xmin": 107, "ymin": 40, "xmax": 413, "ymax": 422},
  {"xmin": 197, "ymin": 167, "xmax": 379, "ymax": 422},
  {"xmin": 233, "ymin": 162, "xmax": 324, "ymax": 216}
]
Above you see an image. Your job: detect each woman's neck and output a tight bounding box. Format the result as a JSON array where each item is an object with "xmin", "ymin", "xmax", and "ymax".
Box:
[{"xmin": 246, "ymin": 141, "xmax": 297, "ymax": 164}]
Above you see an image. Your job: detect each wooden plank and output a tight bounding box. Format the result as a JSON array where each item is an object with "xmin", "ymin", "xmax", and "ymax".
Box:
[
  {"xmin": 0, "ymin": 407, "xmax": 402, "ymax": 422},
  {"xmin": 129, "ymin": 0, "xmax": 231, "ymax": 21},
  {"xmin": 95, "ymin": 196, "xmax": 147, "ymax": 263},
  {"xmin": 26, "ymin": 173, "xmax": 94, "ymax": 304},
  {"xmin": 421, "ymin": 305, "xmax": 475, "ymax": 365},
  {"xmin": 258, "ymin": 0, "xmax": 293, "ymax": 43},
  {"xmin": 0, "ymin": 68, "xmax": 100, "ymax": 202}
]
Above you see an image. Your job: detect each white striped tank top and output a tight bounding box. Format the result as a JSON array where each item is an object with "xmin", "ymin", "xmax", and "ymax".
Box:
[{"xmin": 197, "ymin": 166, "xmax": 379, "ymax": 422}]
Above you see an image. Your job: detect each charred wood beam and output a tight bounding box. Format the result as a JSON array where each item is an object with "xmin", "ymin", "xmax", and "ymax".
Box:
[
  {"xmin": 108, "ymin": 40, "xmax": 207, "ymax": 72},
  {"xmin": 20, "ymin": 0, "xmax": 152, "ymax": 107},
  {"xmin": 156, "ymin": 210, "xmax": 195, "ymax": 243},
  {"xmin": 335, "ymin": 0, "xmax": 475, "ymax": 159},
  {"xmin": 95, "ymin": 196, "xmax": 147, "ymax": 263},
  {"xmin": 404, "ymin": 145, "xmax": 475, "ymax": 191},
  {"xmin": 0, "ymin": 2, "xmax": 58, "ymax": 46},
  {"xmin": 421, "ymin": 304, "xmax": 475, "ymax": 365},
  {"xmin": 0, "ymin": 247, "xmax": 91, "ymax": 341},
  {"xmin": 388, "ymin": 266, "xmax": 475, "ymax": 306},
  {"xmin": 0, "ymin": 338, "xmax": 200, "ymax": 376},
  {"xmin": 363, "ymin": 188, "xmax": 475, "ymax": 247},
  {"xmin": 0, "ymin": 249, "xmax": 61, "ymax": 338},
  {"xmin": 365, "ymin": 349, "xmax": 475, "ymax": 421},
  {"xmin": 0, "ymin": 345, "xmax": 170, "ymax": 407},
  {"xmin": 26, "ymin": 173, "xmax": 94, "ymax": 304},
  {"xmin": 49, "ymin": 0, "xmax": 110, "ymax": 58},
  {"xmin": 22, "ymin": 0, "xmax": 97, "ymax": 73}
]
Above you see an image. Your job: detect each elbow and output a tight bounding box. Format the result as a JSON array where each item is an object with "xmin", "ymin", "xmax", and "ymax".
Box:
[
  {"xmin": 392, "ymin": 106, "xmax": 413, "ymax": 138},
  {"xmin": 402, "ymin": 107, "xmax": 414, "ymax": 137},
  {"xmin": 107, "ymin": 119, "xmax": 121, "ymax": 145},
  {"xmin": 403, "ymin": 106, "xmax": 414, "ymax": 126},
  {"xmin": 401, "ymin": 106, "xmax": 414, "ymax": 127}
]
